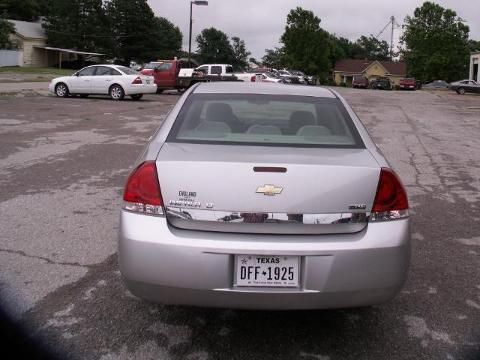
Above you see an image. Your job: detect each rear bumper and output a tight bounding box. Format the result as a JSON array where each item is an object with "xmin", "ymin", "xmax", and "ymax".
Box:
[
  {"xmin": 119, "ymin": 211, "xmax": 410, "ymax": 310},
  {"xmin": 124, "ymin": 83, "xmax": 157, "ymax": 95}
]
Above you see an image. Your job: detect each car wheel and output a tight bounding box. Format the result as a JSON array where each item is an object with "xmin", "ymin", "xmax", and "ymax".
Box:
[
  {"xmin": 109, "ymin": 84, "xmax": 125, "ymax": 100},
  {"xmin": 130, "ymin": 94, "xmax": 143, "ymax": 100},
  {"xmin": 457, "ymin": 87, "xmax": 466, "ymax": 95},
  {"xmin": 55, "ymin": 83, "xmax": 69, "ymax": 97}
]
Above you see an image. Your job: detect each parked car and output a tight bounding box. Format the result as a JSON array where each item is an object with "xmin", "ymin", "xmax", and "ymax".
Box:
[
  {"xmin": 305, "ymin": 75, "xmax": 317, "ymax": 85},
  {"xmin": 352, "ymin": 76, "xmax": 369, "ymax": 89},
  {"xmin": 129, "ymin": 61, "xmax": 142, "ymax": 71},
  {"xmin": 234, "ymin": 72, "xmax": 255, "ymax": 82},
  {"xmin": 370, "ymin": 77, "xmax": 392, "ymax": 90},
  {"xmin": 251, "ymin": 72, "xmax": 285, "ymax": 83},
  {"xmin": 421, "ymin": 80, "xmax": 450, "ymax": 90},
  {"xmin": 119, "ymin": 82, "xmax": 411, "ymax": 310},
  {"xmin": 49, "ymin": 64, "xmax": 156, "ymax": 100},
  {"xmin": 290, "ymin": 70, "xmax": 307, "ymax": 84},
  {"xmin": 450, "ymin": 79, "xmax": 480, "ymax": 95},
  {"xmin": 277, "ymin": 70, "xmax": 297, "ymax": 84},
  {"xmin": 399, "ymin": 78, "xmax": 417, "ymax": 90},
  {"xmin": 246, "ymin": 67, "xmax": 273, "ymax": 74}
]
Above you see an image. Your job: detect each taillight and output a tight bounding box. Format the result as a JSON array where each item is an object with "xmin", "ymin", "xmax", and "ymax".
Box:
[
  {"xmin": 132, "ymin": 77, "xmax": 143, "ymax": 84},
  {"xmin": 123, "ymin": 161, "xmax": 164, "ymax": 215},
  {"xmin": 370, "ymin": 168, "xmax": 409, "ymax": 221},
  {"xmin": 251, "ymin": 75, "xmax": 256, "ymax": 82}
]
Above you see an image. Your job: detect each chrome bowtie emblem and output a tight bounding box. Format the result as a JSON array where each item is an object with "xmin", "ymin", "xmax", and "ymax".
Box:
[{"xmin": 256, "ymin": 184, "xmax": 283, "ymax": 196}]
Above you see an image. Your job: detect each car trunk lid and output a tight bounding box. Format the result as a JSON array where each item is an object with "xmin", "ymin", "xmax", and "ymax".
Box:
[{"xmin": 157, "ymin": 143, "xmax": 380, "ymax": 234}]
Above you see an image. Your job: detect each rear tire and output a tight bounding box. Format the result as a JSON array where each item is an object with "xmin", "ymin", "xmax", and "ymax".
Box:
[
  {"xmin": 55, "ymin": 83, "xmax": 69, "ymax": 97},
  {"xmin": 457, "ymin": 87, "xmax": 466, "ymax": 95},
  {"xmin": 130, "ymin": 94, "xmax": 143, "ymax": 100},
  {"xmin": 109, "ymin": 84, "xmax": 124, "ymax": 100}
]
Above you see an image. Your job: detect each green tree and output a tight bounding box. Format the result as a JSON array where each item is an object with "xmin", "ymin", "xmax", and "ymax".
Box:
[
  {"xmin": 468, "ymin": 39, "xmax": 480, "ymax": 52},
  {"xmin": 105, "ymin": 0, "xmax": 161, "ymax": 62},
  {"xmin": 196, "ymin": 27, "xmax": 234, "ymax": 64},
  {"xmin": 231, "ymin": 36, "xmax": 250, "ymax": 71},
  {"xmin": 0, "ymin": 0, "xmax": 40, "ymax": 21},
  {"xmin": 43, "ymin": 0, "xmax": 110, "ymax": 52},
  {"xmin": 249, "ymin": 57, "xmax": 259, "ymax": 66},
  {"xmin": 261, "ymin": 47, "xmax": 286, "ymax": 69},
  {"xmin": 401, "ymin": 1, "xmax": 470, "ymax": 82},
  {"xmin": 280, "ymin": 7, "xmax": 331, "ymax": 78},
  {"xmin": 151, "ymin": 17, "xmax": 182, "ymax": 60},
  {"xmin": 328, "ymin": 34, "xmax": 390, "ymax": 65},
  {"xmin": 355, "ymin": 35, "xmax": 390, "ymax": 60},
  {"xmin": 0, "ymin": 13, "xmax": 15, "ymax": 49}
]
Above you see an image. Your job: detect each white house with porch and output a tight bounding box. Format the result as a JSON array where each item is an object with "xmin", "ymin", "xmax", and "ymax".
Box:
[
  {"xmin": 470, "ymin": 52, "xmax": 479, "ymax": 83},
  {"xmin": 2, "ymin": 20, "xmax": 103, "ymax": 68}
]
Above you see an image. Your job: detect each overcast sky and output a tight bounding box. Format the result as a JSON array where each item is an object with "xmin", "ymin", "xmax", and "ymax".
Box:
[{"xmin": 148, "ymin": 0, "xmax": 480, "ymax": 59}]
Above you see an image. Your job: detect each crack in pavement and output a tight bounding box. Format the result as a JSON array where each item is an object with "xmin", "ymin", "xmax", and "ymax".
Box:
[{"xmin": 0, "ymin": 248, "xmax": 87, "ymax": 268}]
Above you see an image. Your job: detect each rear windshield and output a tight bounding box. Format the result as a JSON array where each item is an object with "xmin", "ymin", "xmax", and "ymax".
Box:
[
  {"xmin": 144, "ymin": 62, "xmax": 160, "ymax": 69},
  {"xmin": 167, "ymin": 94, "xmax": 364, "ymax": 148},
  {"xmin": 116, "ymin": 66, "xmax": 137, "ymax": 75}
]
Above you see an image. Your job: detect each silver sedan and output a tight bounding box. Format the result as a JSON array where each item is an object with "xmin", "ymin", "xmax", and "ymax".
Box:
[{"xmin": 119, "ymin": 82, "xmax": 410, "ymax": 310}]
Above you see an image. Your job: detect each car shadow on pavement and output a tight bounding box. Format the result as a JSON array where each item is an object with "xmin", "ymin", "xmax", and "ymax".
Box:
[{"xmin": 61, "ymin": 95, "xmax": 158, "ymax": 102}]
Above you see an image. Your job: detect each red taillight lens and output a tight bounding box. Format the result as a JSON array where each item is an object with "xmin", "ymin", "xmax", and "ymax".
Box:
[
  {"xmin": 132, "ymin": 76, "xmax": 143, "ymax": 84},
  {"xmin": 123, "ymin": 161, "xmax": 164, "ymax": 215},
  {"xmin": 251, "ymin": 75, "xmax": 256, "ymax": 82},
  {"xmin": 373, "ymin": 168, "xmax": 408, "ymax": 212}
]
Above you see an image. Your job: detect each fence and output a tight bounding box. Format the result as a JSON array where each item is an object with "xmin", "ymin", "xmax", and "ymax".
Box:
[{"xmin": 0, "ymin": 50, "xmax": 23, "ymax": 67}]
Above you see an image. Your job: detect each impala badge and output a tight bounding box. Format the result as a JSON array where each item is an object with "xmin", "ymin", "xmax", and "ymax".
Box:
[
  {"xmin": 349, "ymin": 204, "xmax": 367, "ymax": 210},
  {"xmin": 256, "ymin": 184, "xmax": 283, "ymax": 196}
]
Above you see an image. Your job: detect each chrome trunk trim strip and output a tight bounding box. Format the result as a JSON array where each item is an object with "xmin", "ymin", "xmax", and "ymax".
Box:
[{"xmin": 165, "ymin": 207, "xmax": 369, "ymax": 234}]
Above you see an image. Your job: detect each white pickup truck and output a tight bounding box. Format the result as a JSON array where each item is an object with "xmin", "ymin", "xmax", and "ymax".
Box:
[
  {"xmin": 193, "ymin": 64, "xmax": 283, "ymax": 83},
  {"xmin": 195, "ymin": 64, "xmax": 235, "ymax": 77}
]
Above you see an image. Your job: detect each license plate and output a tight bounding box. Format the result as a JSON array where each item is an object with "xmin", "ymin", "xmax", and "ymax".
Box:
[
  {"xmin": 234, "ymin": 255, "xmax": 300, "ymax": 287},
  {"xmin": 146, "ymin": 80, "xmax": 150, "ymax": 84}
]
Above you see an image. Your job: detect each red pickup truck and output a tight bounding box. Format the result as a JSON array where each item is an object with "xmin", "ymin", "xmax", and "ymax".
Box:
[
  {"xmin": 399, "ymin": 78, "xmax": 417, "ymax": 90},
  {"xmin": 140, "ymin": 59, "xmax": 197, "ymax": 93},
  {"xmin": 141, "ymin": 59, "xmax": 239, "ymax": 93}
]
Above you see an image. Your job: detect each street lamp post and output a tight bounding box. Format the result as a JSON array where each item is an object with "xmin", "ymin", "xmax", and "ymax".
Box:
[{"xmin": 188, "ymin": 0, "xmax": 208, "ymax": 67}]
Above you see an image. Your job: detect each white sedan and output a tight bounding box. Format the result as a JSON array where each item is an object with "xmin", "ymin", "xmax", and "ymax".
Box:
[{"xmin": 49, "ymin": 64, "xmax": 157, "ymax": 100}]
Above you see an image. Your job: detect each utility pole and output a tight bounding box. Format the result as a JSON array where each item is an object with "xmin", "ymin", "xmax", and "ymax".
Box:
[
  {"xmin": 390, "ymin": 16, "xmax": 395, "ymax": 61},
  {"xmin": 188, "ymin": 1, "xmax": 208, "ymax": 67},
  {"xmin": 375, "ymin": 16, "xmax": 400, "ymax": 61}
]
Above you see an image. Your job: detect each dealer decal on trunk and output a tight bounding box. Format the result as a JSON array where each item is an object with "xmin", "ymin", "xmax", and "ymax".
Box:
[{"xmin": 169, "ymin": 190, "xmax": 214, "ymax": 209}]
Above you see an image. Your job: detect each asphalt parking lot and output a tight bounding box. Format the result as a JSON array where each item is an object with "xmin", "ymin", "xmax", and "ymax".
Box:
[{"xmin": 0, "ymin": 87, "xmax": 479, "ymax": 360}]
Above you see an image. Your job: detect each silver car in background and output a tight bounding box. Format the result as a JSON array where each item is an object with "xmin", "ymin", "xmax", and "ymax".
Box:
[{"xmin": 119, "ymin": 82, "xmax": 410, "ymax": 310}]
